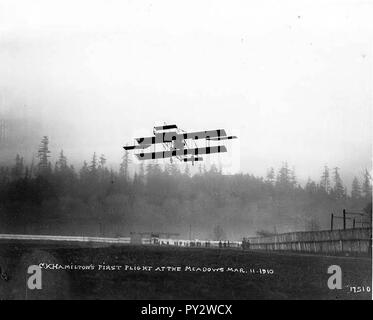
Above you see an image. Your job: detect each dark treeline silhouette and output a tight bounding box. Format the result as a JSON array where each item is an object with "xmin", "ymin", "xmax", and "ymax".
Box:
[{"xmin": 0, "ymin": 136, "xmax": 371, "ymax": 240}]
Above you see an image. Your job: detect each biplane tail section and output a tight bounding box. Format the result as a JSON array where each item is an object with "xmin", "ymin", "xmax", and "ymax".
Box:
[{"xmin": 123, "ymin": 144, "xmax": 151, "ymax": 150}]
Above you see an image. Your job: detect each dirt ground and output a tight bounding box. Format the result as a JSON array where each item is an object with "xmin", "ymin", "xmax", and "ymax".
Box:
[{"xmin": 0, "ymin": 241, "xmax": 371, "ymax": 300}]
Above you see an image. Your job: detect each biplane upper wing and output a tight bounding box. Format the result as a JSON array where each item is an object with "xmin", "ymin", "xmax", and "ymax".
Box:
[
  {"xmin": 136, "ymin": 129, "xmax": 227, "ymax": 145},
  {"xmin": 153, "ymin": 124, "xmax": 178, "ymax": 131},
  {"xmin": 183, "ymin": 129, "xmax": 227, "ymax": 140},
  {"xmin": 135, "ymin": 133, "xmax": 179, "ymax": 145},
  {"xmin": 136, "ymin": 145, "xmax": 227, "ymax": 160}
]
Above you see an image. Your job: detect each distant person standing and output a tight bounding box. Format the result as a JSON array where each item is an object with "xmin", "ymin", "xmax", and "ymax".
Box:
[{"xmin": 0, "ymin": 265, "xmax": 9, "ymax": 281}]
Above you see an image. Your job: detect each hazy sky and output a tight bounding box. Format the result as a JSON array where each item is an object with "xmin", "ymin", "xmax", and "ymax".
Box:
[{"xmin": 0, "ymin": 0, "xmax": 372, "ymax": 186}]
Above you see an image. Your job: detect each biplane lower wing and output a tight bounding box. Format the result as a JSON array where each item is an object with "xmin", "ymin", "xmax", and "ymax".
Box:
[
  {"xmin": 183, "ymin": 157, "xmax": 203, "ymax": 162},
  {"xmin": 206, "ymin": 135, "xmax": 237, "ymax": 141},
  {"xmin": 136, "ymin": 145, "xmax": 227, "ymax": 160}
]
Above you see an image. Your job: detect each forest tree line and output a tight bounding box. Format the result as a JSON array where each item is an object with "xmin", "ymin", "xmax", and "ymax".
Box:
[{"xmin": 0, "ymin": 136, "xmax": 371, "ymax": 240}]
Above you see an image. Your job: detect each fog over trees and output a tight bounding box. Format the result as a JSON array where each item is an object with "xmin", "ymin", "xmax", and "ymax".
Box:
[{"xmin": 0, "ymin": 137, "xmax": 371, "ymax": 240}]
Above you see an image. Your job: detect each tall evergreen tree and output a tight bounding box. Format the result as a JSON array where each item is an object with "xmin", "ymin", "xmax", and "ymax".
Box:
[
  {"xmin": 333, "ymin": 167, "xmax": 344, "ymax": 199},
  {"xmin": 145, "ymin": 162, "xmax": 154, "ymax": 178},
  {"xmin": 213, "ymin": 225, "xmax": 226, "ymax": 241},
  {"xmin": 166, "ymin": 162, "xmax": 180, "ymax": 176},
  {"xmin": 184, "ymin": 164, "xmax": 191, "ymax": 177},
  {"xmin": 320, "ymin": 165, "xmax": 331, "ymax": 193},
  {"xmin": 276, "ymin": 162, "xmax": 291, "ymax": 187},
  {"xmin": 56, "ymin": 150, "xmax": 68, "ymax": 172},
  {"xmin": 151, "ymin": 161, "xmax": 162, "ymax": 176},
  {"xmin": 79, "ymin": 161, "xmax": 89, "ymax": 180},
  {"xmin": 209, "ymin": 164, "xmax": 219, "ymax": 175},
  {"xmin": 289, "ymin": 166, "xmax": 297, "ymax": 188},
  {"xmin": 266, "ymin": 167, "xmax": 275, "ymax": 185},
  {"xmin": 138, "ymin": 162, "xmax": 145, "ymax": 182},
  {"xmin": 89, "ymin": 152, "xmax": 98, "ymax": 173},
  {"xmin": 362, "ymin": 169, "xmax": 372, "ymax": 200},
  {"xmin": 11, "ymin": 154, "xmax": 24, "ymax": 180},
  {"xmin": 305, "ymin": 178, "xmax": 317, "ymax": 194},
  {"xmin": 119, "ymin": 150, "xmax": 131, "ymax": 180},
  {"xmin": 351, "ymin": 177, "xmax": 362, "ymax": 200},
  {"xmin": 37, "ymin": 136, "xmax": 51, "ymax": 176},
  {"xmin": 99, "ymin": 154, "xmax": 106, "ymax": 169}
]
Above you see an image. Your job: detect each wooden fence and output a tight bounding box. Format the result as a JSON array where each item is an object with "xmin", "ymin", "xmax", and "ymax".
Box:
[
  {"xmin": 0, "ymin": 234, "xmax": 131, "ymax": 244},
  {"xmin": 243, "ymin": 228, "xmax": 372, "ymax": 255}
]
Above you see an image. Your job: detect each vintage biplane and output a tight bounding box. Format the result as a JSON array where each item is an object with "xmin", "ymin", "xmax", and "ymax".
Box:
[{"xmin": 123, "ymin": 124, "xmax": 237, "ymax": 164}]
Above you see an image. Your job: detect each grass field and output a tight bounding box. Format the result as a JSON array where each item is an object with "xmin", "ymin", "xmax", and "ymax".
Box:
[{"xmin": 0, "ymin": 241, "xmax": 371, "ymax": 300}]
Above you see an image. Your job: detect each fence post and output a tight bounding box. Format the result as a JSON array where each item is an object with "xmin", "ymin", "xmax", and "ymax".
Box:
[
  {"xmin": 353, "ymin": 218, "xmax": 355, "ymax": 229},
  {"xmin": 331, "ymin": 213, "xmax": 334, "ymax": 231},
  {"xmin": 343, "ymin": 209, "xmax": 346, "ymax": 230}
]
